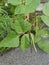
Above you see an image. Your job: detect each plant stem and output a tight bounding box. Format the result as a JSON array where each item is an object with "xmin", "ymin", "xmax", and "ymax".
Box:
[
  {"xmin": 36, "ymin": 16, "xmax": 39, "ymax": 34},
  {"xmin": 30, "ymin": 33, "xmax": 37, "ymax": 53}
]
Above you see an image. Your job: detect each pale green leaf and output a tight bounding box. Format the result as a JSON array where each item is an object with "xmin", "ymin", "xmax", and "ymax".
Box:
[
  {"xmin": 8, "ymin": 0, "xmax": 21, "ymax": 5},
  {"xmin": 21, "ymin": 34, "xmax": 30, "ymax": 50},
  {"xmin": 43, "ymin": 2, "xmax": 49, "ymax": 16},
  {"xmin": 37, "ymin": 38, "xmax": 49, "ymax": 53},
  {"xmin": 15, "ymin": 0, "xmax": 40, "ymax": 14},
  {"xmin": 0, "ymin": 15, "xmax": 13, "ymax": 33},
  {"xmin": 41, "ymin": 15, "xmax": 49, "ymax": 26},
  {"xmin": 0, "ymin": 6, "xmax": 2, "ymax": 13},
  {"xmin": 35, "ymin": 28, "xmax": 49, "ymax": 43},
  {"xmin": 12, "ymin": 18, "xmax": 32, "ymax": 34},
  {"xmin": 0, "ymin": 32, "xmax": 19, "ymax": 47}
]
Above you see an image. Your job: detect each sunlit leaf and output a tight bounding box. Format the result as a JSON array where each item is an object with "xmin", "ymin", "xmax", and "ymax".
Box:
[
  {"xmin": 21, "ymin": 34, "xmax": 30, "ymax": 50},
  {"xmin": 12, "ymin": 17, "xmax": 32, "ymax": 34},
  {"xmin": 37, "ymin": 38, "xmax": 49, "ymax": 53},
  {"xmin": 8, "ymin": 0, "xmax": 21, "ymax": 5},
  {"xmin": 15, "ymin": 0, "xmax": 40, "ymax": 14},
  {"xmin": 41, "ymin": 15, "xmax": 49, "ymax": 26},
  {"xmin": 35, "ymin": 28, "xmax": 49, "ymax": 43},
  {"xmin": 43, "ymin": 2, "xmax": 49, "ymax": 16},
  {"xmin": 0, "ymin": 32, "xmax": 19, "ymax": 47}
]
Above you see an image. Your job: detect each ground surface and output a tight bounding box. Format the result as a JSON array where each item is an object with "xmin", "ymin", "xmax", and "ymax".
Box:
[
  {"xmin": 41, "ymin": 0, "xmax": 49, "ymax": 2},
  {"xmin": 0, "ymin": 47, "xmax": 49, "ymax": 65}
]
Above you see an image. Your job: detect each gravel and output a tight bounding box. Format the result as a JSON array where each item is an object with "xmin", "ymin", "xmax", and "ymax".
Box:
[{"xmin": 0, "ymin": 47, "xmax": 49, "ymax": 65}]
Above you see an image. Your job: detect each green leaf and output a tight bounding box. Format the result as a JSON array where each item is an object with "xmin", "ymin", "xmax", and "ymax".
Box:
[
  {"xmin": 12, "ymin": 18, "xmax": 32, "ymax": 34},
  {"xmin": 8, "ymin": 0, "xmax": 21, "ymax": 5},
  {"xmin": 41, "ymin": 15, "xmax": 49, "ymax": 26},
  {"xmin": 0, "ymin": 15, "xmax": 13, "ymax": 33},
  {"xmin": 0, "ymin": 6, "xmax": 2, "ymax": 13},
  {"xmin": 35, "ymin": 30, "xmax": 41, "ymax": 43},
  {"xmin": 0, "ymin": 22, "xmax": 5, "ymax": 35},
  {"xmin": 43, "ymin": 2, "xmax": 49, "ymax": 16},
  {"xmin": 0, "ymin": 29, "xmax": 4, "ymax": 35},
  {"xmin": 0, "ymin": 6, "xmax": 1, "ymax": 12},
  {"xmin": 35, "ymin": 28, "xmax": 49, "ymax": 43},
  {"xmin": 21, "ymin": 34, "xmax": 30, "ymax": 50},
  {"xmin": 40, "ymin": 28, "xmax": 49, "ymax": 38},
  {"xmin": 15, "ymin": 0, "xmax": 40, "ymax": 14},
  {"xmin": 0, "ymin": 32, "xmax": 19, "ymax": 47},
  {"xmin": 37, "ymin": 38, "xmax": 49, "ymax": 53}
]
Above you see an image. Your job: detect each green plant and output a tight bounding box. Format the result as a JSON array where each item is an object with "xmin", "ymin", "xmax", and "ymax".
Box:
[{"xmin": 0, "ymin": 0, "xmax": 49, "ymax": 53}]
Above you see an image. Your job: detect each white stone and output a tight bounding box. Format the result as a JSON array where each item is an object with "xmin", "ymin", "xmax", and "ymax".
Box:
[{"xmin": 36, "ymin": 4, "xmax": 44, "ymax": 11}]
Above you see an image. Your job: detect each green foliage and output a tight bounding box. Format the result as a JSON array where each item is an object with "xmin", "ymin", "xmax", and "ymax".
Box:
[
  {"xmin": 0, "ymin": 0, "xmax": 49, "ymax": 54},
  {"xmin": 37, "ymin": 38, "xmax": 49, "ymax": 53},
  {"xmin": 8, "ymin": 0, "xmax": 21, "ymax": 5},
  {"xmin": 0, "ymin": 31, "xmax": 19, "ymax": 47},
  {"xmin": 41, "ymin": 15, "xmax": 49, "ymax": 26},
  {"xmin": 43, "ymin": 2, "xmax": 49, "ymax": 16},
  {"xmin": 21, "ymin": 34, "xmax": 30, "ymax": 50},
  {"xmin": 39, "ymin": 2, "xmax": 49, "ymax": 53},
  {"xmin": 14, "ymin": 0, "xmax": 40, "ymax": 14},
  {"xmin": 12, "ymin": 17, "xmax": 32, "ymax": 34},
  {"xmin": 41, "ymin": 2, "xmax": 49, "ymax": 26}
]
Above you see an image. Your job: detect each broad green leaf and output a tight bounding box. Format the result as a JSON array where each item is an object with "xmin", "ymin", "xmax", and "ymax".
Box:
[
  {"xmin": 35, "ymin": 30, "xmax": 41, "ymax": 43},
  {"xmin": 0, "ymin": 15, "xmax": 13, "ymax": 33},
  {"xmin": 12, "ymin": 18, "xmax": 32, "ymax": 34},
  {"xmin": 0, "ymin": 6, "xmax": 2, "ymax": 13},
  {"xmin": 41, "ymin": 15, "xmax": 49, "ymax": 26},
  {"xmin": 40, "ymin": 28, "xmax": 49, "ymax": 38},
  {"xmin": 37, "ymin": 38, "xmax": 49, "ymax": 53},
  {"xmin": 8, "ymin": 0, "xmax": 21, "ymax": 5},
  {"xmin": 25, "ymin": 0, "xmax": 34, "ymax": 5},
  {"xmin": 43, "ymin": 2, "xmax": 49, "ymax": 16},
  {"xmin": 35, "ymin": 28, "xmax": 49, "ymax": 43},
  {"xmin": 21, "ymin": 34, "xmax": 30, "ymax": 50},
  {"xmin": 15, "ymin": 0, "xmax": 40, "ymax": 14},
  {"xmin": 0, "ymin": 32, "xmax": 19, "ymax": 47}
]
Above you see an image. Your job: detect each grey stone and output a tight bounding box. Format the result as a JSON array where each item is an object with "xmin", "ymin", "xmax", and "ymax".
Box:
[
  {"xmin": 0, "ymin": 47, "xmax": 49, "ymax": 65},
  {"xmin": 41, "ymin": 0, "xmax": 49, "ymax": 3}
]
